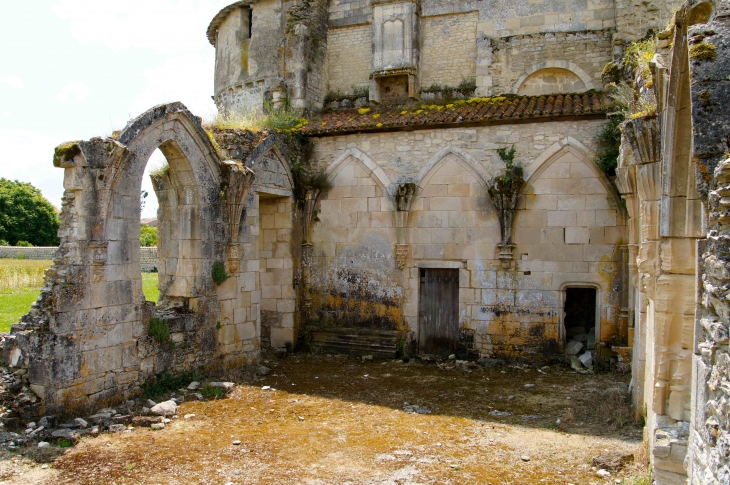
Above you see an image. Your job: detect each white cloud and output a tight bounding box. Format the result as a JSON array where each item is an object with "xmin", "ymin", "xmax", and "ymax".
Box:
[
  {"xmin": 0, "ymin": 76, "xmax": 23, "ymax": 89},
  {"xmin": 51, "ymin": 0, "xmax": 231, "ymax": 55},
  {"xmin": 128, "ymin": 54, "xmax": 216, "ymax": 121},
  {"xmin": 55, "ymin": 83, "xmax": 91, "ymax": 103},
  {"xmin": 0, "ymin": 128, "xmax": 67, "ymax": 209}
]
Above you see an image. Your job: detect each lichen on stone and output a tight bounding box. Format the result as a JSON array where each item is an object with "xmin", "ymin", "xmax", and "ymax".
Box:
[
  {"xmin": 690, "ymin": 42, "xmax": 717, "ymax": 62},
  {"xmin": 53, "ymin": 142, "xmax": 82, "ymax": 167}
]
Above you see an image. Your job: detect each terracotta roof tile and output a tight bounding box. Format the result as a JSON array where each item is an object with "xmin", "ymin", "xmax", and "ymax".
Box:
[{"xmin": 304, "ymin": 92, "xmax": 606, "ymax": 136}]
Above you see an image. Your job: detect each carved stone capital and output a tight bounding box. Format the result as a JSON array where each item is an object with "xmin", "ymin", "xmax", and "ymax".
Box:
[{"xmin": 395, "ymin": 244, "xmax": 409, "ymax": 270}]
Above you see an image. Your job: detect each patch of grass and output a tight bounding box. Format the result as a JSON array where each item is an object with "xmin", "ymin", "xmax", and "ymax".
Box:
[
  {"xmin": 0, "ymin": 259, "xmax": 50, "ymax": 331},
  {"xmin": 201, "ymin": 383, "xmax": 225, "ymax": 398},
  {"xmin": 0, "ymin": 288, "xmax": 41, "ymax": 332},
  {"xmin": 208, "ymin": 99, "xmax": 308, "ymax": 133},
  {"xmin": 142, "ymin": 272, "xmax": 159, "ymax": 303},
  {"xmin": 0, "ymin": 259, "xmax": 51, "ymax": 291},
  {"xmin": 576, "ymin": 386, "xmax": 636, "ymax": 430},
  {"xmin": 141, "ymin": 371, "xmax": 195, "ymax": 398},
  {"xmin": 57, "ymin": 438, "xmax": 73, "ymax": 448},
  {"xmin": 148, "ymin": 317, "xmax": 171, "ymax": 342}
]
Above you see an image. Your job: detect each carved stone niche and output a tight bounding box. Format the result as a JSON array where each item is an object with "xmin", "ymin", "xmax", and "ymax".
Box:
[{"xmin": 370, "ymin": 1, "xmax": 420, "ymax": 103}]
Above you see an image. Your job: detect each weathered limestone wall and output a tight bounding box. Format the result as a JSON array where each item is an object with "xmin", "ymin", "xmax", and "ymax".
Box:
[
  {"xmin": 685, "ymin": 1, "xmax": 730, "ymax": 483},
  {"xmin": 213, "ymin": 0, "xmax": 285, "ymax": 113},
  {"xmin": 0, "ymin": 247, "xmax": 158, "ymax": 272},
  {"xmin": 420, "ymin": 12, "xmax": 478, "ymax": 89},
  {"xmin": 614, "ymin": 0, "xmax": 685, "ymax": 41},
  {"xmin": 488, "ymin": 31, "xmax": 612, "ymax": 95},
  {"xmin": 0, "ymin": 247, "xmax": 58, "ymax": 261},
  {"xmin": 310, "ymin": 118, "xmax": 627, "ymax": 359},
  {"xmin": 327, "ymin": 25, "xmax": 371, "ymax": 95},
  {"xmin": 1, "ymin": 104, "xmax": 261, "ymax": 417},
  {"xmin": 616, "ymin": 2, "xmax": 730, "ymax": 483}
]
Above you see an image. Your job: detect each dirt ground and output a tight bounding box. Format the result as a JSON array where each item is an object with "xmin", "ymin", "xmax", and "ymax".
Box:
[{"xmin": 0, "ymin": 355, "xmax": 648, "ymax": 485}]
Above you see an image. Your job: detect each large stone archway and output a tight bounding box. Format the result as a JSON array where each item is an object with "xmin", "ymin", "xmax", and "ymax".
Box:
[{"xmin": 3, "ymin": 103, "xmax": 260, "ymax": 415}]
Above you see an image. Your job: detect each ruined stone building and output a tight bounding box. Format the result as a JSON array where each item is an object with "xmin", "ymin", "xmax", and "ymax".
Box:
[{"xmin": 2, "ymin": 0, "xmax": 729, "ymax": 483}]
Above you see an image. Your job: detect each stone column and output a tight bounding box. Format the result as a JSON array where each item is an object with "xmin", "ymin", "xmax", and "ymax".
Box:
[
  {"xmin": 222, "ymin": 161, "xmax": 255, "ymax": 274},
  {"xmin": 394, "ymin": 183, "xmax": 416, "ymax": 270}
]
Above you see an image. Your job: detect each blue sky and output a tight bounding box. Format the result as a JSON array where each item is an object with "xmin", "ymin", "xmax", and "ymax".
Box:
[{"xmin": 0, "ymin": 0, "xmax": 234, "ymax": 218}]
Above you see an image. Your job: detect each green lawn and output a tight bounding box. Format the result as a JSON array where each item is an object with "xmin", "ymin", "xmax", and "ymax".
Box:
[
  {"xmin": 142, "ymin": 272, "xmax": 159, "ymax": 303},
  {"xmin": 0, "ymin": 288, "xmax": 41, "ymax": 332},
  {"xmin": 0, "ymin": 261, "xmax": 159, "ymax": 332}
]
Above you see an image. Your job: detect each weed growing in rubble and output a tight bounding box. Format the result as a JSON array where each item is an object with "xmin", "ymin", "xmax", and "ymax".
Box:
[
  {"xmin": 141, "ymin": 371, "xmax": 196, "ymax": 398},
  {"xmin": 57, "ymin": 438, "xmax": 73, "ymax": 448},
  {"xmin": 148, "ymin": 317, "xmax": 171, "ymax": 343},
  {"xmin": 201, "ymin": 383, "xmax": 225, "ymax": 398}
]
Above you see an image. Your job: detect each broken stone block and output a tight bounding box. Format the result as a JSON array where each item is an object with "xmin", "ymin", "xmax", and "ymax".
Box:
[
  {"xmin": 573, "ymin": 333, "xmax": 588, "ymax": 344},
  {"xmin": 579, "ymin": 351, "xmax": 594, "ymax": 367},
  {"xmin": 209, "ymin": 382, "xmax": 235, "ymax": 392},
  {"xmin": 51, "ymin": 428, "xmax": 80, "ymax": 444},
  {"xmin": 150, "ymin": 400, "xmax": 178, "ymax": 417},
  {"xmin": 477, "ymin": 357, "xmax": 505, "ymax": 368},
  {"xmin": 570, "ymin": 356, "xmax": 584, "ymax": 372},
  {"xmin": 566, "ymin": 340, "xmax": 584, "ymax": 355},
  {"xmin": 187, "ymin": 381, "xmax": 200, "ymax": 391}
]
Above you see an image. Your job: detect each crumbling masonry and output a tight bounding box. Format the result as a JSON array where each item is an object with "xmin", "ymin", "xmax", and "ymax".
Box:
[{"xmin": 2, "ymin": 0, "xmax": 730, "ymax": 483}]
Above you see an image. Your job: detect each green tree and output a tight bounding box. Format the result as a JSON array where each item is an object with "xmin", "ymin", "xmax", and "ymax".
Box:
[
  {"xmin": 0, "ymin": 179, "xmax": 60, "ymax": 246},
  {"xmin": 140, "ymin": 224, "xmax": 158, "ymax": 247}
]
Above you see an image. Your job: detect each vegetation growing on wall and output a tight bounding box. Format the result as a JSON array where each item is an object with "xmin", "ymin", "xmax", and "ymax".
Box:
[
  {"xmin": 148, "ymin": 317, "xmax": 171, "ymax": 343},
  {"xmin": 208, "ymin": 100, "xmax": 309, "ymax": 133},
  {"xmin": 593, "ymin": 114, "xmax": 624, "ymax": 177},
  {"xmin": 491, "ymin": 147, "xmax": 524, "ymax": 193},
  {"xmin": 421, "ymin": 77, "xmax": 477, "ymax": 99},
  {"xmin": 212, "ymin": 261, "xmax": 229, "ymax": 285}
]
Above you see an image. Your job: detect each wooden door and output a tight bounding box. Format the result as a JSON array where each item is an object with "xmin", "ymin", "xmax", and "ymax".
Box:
[{"xmin": 418, "ymin": 268, "xmax": 459, "ymax": 356}]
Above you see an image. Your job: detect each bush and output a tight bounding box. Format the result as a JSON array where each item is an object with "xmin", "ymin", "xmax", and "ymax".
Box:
[
  {"xmin": 15, "ymin": 241, "xmax": 33, "ymax": 247},
  {"xmin": 212, "ymin": 261, "xmax": 228, "ymax": 285},
  {"xmin": 148, "ymin": 317, "xmax": 171, "ymax": 342},
  {"xmin": 15, "ymin": 253, "xmax": 25, "ymax": 260},
  {"xmin": 140, "ymin": 224, "xmax": 157, "ymax": 247},
  {"xmin": 0, "ymin": 239, "xmax": 8, "ymax": 246}
]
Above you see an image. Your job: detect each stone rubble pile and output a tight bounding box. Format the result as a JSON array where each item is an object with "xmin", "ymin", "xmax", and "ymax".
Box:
[
  {"xmin": 0, "ymin": 378, "xmax": 235, "ymax": 452},
  {"xmin": 565, "ymin": 326, "xmax": 596, "ymax": 372}
]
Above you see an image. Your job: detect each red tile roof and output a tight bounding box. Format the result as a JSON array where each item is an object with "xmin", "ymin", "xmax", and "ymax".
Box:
[{"xmin": 302, "ymin": 92, "xmax": 605, "ymax": 136}]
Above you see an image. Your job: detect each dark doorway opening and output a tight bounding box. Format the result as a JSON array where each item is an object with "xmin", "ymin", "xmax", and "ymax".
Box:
[
  {"xmin": 564, "ymin": 287, "xmax": 597, "ymax": 360},
  {"xmin": 418, "ymin": 268, "xmax": 459, "ymax": 357}
]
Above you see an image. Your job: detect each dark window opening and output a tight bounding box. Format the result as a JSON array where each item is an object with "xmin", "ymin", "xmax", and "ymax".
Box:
[
  {"xmin": 564, "ymin": 287, "xmax": 596, "ymax": 358},
  {"xmin": 247, "ymin": 8, "xmax": 253, "ymax": 39}
]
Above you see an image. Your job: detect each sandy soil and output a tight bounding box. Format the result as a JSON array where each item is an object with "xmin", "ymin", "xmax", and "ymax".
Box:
[{"xmin": 0, "ymin": 355, "xmax": 647, "ymax": 485}]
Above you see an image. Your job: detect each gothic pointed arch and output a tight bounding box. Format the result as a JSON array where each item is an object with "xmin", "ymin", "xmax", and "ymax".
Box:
[{"xmin": 416, "ymin": 146, "xmax": 490, "ymax": 190}]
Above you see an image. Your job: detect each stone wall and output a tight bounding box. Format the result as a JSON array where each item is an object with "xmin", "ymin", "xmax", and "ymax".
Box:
[
  {"xmin": 614, "ymin": 0, "xmax": 684, "ymax": 41},
  {"xmin": 488, "ymin": 31, "xmax": 613, "ymax": 95},
  {"xmin": 0, "ymin": 247, "xmax": 158, "ymax": 272},
  {"xmin": 0, "ymin": 247, "xmax": 57, "ymax": 261},
  {"xmin": 686, "ymin": 1, "xmax": 730, "ymax": 484},
  {"xmin": 310, "ymin": 118, "xmax": 627, "ymax": 360},
  {"xmin": 615, "ymin": 2, "xmax": 729, "ymax": 483},
  {"xmin": 1, "ymin": 104, "xmax": 262, "ymax": 417},
  {"xmin": 327, "ymin": 24, "xmax": 372, "ymax": 95},
  {"xmin": 420, "ymin": 12, "xmax": 478, "ymax": 89}
]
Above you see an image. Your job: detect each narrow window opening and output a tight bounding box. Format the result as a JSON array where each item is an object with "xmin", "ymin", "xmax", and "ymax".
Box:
[
  {"xmin": 140, "ymin": 149, "xmax": 164, "ymax": 305},
  {"xmin": 247, "ymin": 8, "xmax": 253, "ymax": 39}
]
